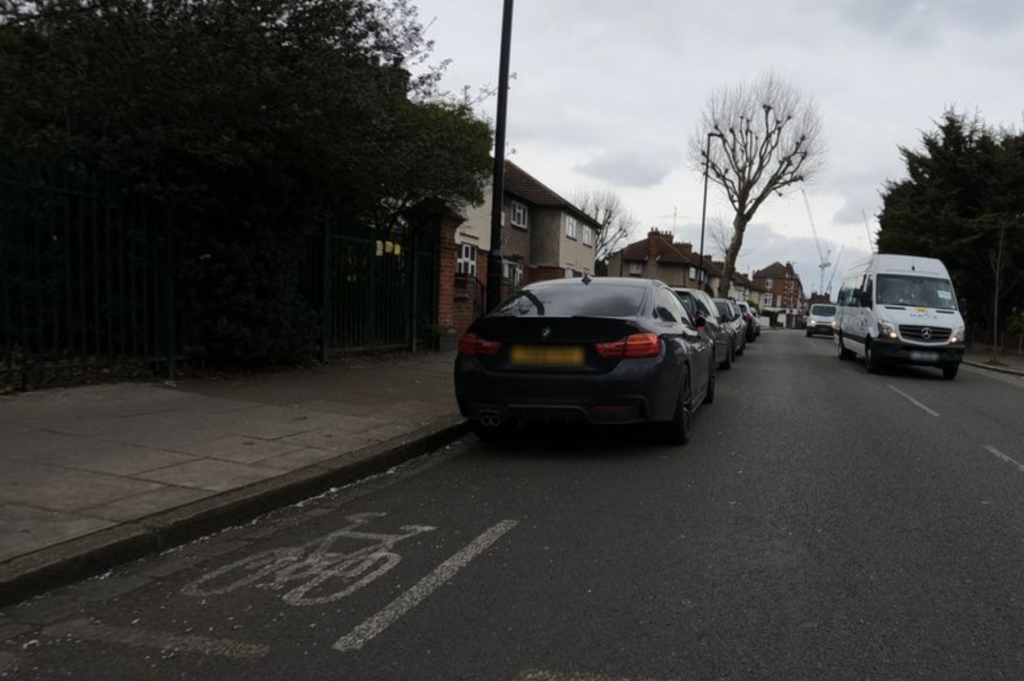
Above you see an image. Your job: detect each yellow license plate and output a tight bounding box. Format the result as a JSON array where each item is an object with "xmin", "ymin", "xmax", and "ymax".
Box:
[{"xmin": 510, "ymin": 345, "xmax": 585, "ymax": 366}]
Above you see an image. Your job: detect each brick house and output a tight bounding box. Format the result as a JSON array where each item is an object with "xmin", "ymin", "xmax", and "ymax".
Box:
[
  {"xmin": 752, "ymin": 261, "xmax": 805, "ymax": 311},
  {"xmin": 445, "ymin": 160, "xmax": 602, "ymax": 335},
  {"xmin": 606, "ymin": 229, "xmax": 722, "ymax": 293}
]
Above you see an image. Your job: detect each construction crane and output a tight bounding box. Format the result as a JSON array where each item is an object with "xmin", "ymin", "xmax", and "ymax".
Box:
[
  {"xmin": 825, "ymin": 245, "xmax": 845, "ymax": 298},
  {"xmin": 861, "ymin": 210, "xmax": 877, "ymax": 253},
  {"xmin": 800, "ymin": 188, "xmax": 831, "ymax": 294}
]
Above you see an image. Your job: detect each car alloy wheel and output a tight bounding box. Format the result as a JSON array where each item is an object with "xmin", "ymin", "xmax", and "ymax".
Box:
[{"xmin": 663, "ymin": 372, "xmax": 692, "ymax": 445}]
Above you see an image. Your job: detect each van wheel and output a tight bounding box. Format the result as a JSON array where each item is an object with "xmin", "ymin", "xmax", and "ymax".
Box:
[
  {"xmin": 864, "ymin": 341, "xmax": 881, "ymax": 374},
  {"xmin": 942, "ymin": 363, "xmax": 959, "ymax": 380},
  {"xmin": 837, "ymin": 334, "xmax": 854, "ymax": 361}
]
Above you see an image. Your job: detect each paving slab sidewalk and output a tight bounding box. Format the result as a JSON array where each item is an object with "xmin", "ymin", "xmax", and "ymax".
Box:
[
  {"xmin": 963, "ymin": 346, "xmax": 1024, "ymax": 376},
  {"xmin": 0, "ymin": 351, "xmax": 464, "ymax": 607}
]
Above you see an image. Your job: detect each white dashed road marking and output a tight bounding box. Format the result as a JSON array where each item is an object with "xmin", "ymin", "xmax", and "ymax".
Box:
[
  {"xmin": 984, "ymin": 445, "xmax": 1024, "ymax": 475},
  {"xmin": 334, "ymin": 520, "xmax": 518, "ymax": 653},
  {"xmin": 42, "ymin": 619, "xmax": 270, "ymax": 659},
  {"xmin": 887, "ymin": 385, "xmax": 939, "ymax": 417}
]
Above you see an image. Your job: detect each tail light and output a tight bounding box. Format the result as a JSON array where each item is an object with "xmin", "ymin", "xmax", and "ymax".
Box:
[
  {"xmin": 594, "ymin": 333, "xmax": 662, "ymax": 359},
  {"xmin": 458, "ymin": 333, "xmax": 502, "ymax": 356}
]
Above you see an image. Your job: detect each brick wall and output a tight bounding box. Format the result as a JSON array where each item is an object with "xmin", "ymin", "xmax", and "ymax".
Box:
[
  {"xmin": 452, "ymin": 250, "xmax": 489, "ymax": 335},
  {"xmin": 529, "ymin": 265, "xmax": 566, "ymax": 284},
  {"xmin": 436, "ymin": 216, "xmax": 460, "ymax": 331}
]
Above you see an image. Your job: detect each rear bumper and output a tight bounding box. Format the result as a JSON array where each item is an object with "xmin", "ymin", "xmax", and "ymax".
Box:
[
  {"xmin": 871, "ymin": 339, "xmax": 964, "ymax": 366},
  {"xmin": 454, "ymin": 355, "xmax": 678, "ymax": 426}
]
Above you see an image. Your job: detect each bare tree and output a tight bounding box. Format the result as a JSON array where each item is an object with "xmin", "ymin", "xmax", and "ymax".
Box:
[
  {"xmin": 572, "ymin": 187, "xmax": 640, "ymax": 268},
  {"xmin": 689, "ymin": 71, "xmax": 826, "ymax": 297},
  {"xmin": 706, "ymin": 214, "xmax": 733, "ymax": 260}
]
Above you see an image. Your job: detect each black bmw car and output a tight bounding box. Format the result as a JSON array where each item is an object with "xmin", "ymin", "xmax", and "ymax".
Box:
[{"xmin": 454, "ymin": 277, "xmax": 715, "ymax": 444}]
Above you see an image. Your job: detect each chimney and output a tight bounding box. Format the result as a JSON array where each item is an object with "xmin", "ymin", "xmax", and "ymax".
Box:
[
  {"xmin": 646, "ymin": 228, "xmax": 660, "ymax": 261},
  {"xmin": 676, "ymin": 241, "xmax": 693, "ymax": 256}
]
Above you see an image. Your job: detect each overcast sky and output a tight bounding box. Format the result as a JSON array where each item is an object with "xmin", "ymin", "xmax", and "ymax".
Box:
[{"xmin": 411, "ymin": 0, "xmax": 1024, "ymax": 296}]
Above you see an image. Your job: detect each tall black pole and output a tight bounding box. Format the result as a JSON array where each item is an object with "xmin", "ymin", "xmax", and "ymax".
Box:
[
  {"xmin": 486, "ymin": 0, "xmax": 514, "ymax": 313},
  {"xmin": 697, "ymin": 131, "xmax": 722, "ymax": 294},
  {"xmin": 697, "ymin": 134, "xmax": 712, "ymax": 293}
]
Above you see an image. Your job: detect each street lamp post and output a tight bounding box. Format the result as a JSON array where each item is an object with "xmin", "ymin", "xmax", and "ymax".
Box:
[
  {"xmin": 486, "ymin": 0, "xmax": 515, "ymax": 313},
  {"xmin": 697, "ymin": 131, "xmax": 722, "ymax": 294}
]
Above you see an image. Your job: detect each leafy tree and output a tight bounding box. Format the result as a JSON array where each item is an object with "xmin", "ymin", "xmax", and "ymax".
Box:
[
  {"xmin": 0, "ymin": 0, "xmax": 493, "ymax": 364},
  {"xmin": 689, "ymin": 71, "xmax": 826, "ymax": 297},
  {"xmin": 877, "ymin": 110, "xmax": 1024, "ymax": 333}
]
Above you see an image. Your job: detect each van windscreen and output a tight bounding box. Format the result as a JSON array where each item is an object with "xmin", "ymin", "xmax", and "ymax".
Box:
[{"xmin": 876, "ymin": 275, "xmax": 956, "ymax": 310}]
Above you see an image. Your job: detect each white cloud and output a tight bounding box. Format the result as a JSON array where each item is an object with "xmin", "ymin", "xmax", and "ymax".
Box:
[{"xmin": 413, "ymin": 0, "xmax": 1024, "ymax": 291}]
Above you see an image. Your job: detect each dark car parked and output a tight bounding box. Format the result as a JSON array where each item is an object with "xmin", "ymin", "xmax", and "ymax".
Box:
[
  {"xmin": 713, "ymin": 298, "xmax": 746, "ymax": 360},
  {"xmin": 671, "ymin": 287, "xmax": 733, "ymax": 370},
  {"xmin": 736, "ymin": 301, "xmax": 760, "ymax": 342},
  {"xmin": 455, "ymin": 277, "xmax": 715, "ymax": 445}
]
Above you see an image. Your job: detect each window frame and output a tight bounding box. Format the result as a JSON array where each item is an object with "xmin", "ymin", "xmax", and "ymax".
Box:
[
  {"xmin": 503, "ymin": 260, "xmax": 524, "ymax": 290},
  {"xmin": 510, "ymin": 201, "xmax": 529, "ymax": 229},
  {"xmin": 565, "ymin": 216, "xmax": 579, "ymax": 240},
  {"xmin": 456, "ymin": 243, "xmax": 478, "ymax": 277}
]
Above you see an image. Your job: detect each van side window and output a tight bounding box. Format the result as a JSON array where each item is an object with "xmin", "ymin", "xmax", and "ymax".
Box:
[{"xmin": 840, "ymin": 276, "xmax": 862, "ymax": 307}]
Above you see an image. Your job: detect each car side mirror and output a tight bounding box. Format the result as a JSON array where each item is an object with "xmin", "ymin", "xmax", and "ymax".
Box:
[
  {"xmin": 694, "ymin": 315, "xmax": 707, "ymax": 329},
  {"xmin": 958, "ymin": 297, "xmax": 967, "ymax": 313}
]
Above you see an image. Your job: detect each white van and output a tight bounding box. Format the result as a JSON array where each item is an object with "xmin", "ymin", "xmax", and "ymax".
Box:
[{"xmin": 834, "ymin": 254, "xmax": 966, "ymax": 379}]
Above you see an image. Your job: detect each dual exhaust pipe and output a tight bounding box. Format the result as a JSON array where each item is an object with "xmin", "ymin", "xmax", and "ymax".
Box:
[{"xmin": 479, "ymin": 413, "xmax": 502, "ymax": 427}]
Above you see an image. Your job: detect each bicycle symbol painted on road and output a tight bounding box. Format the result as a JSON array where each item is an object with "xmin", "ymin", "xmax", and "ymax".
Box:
[{"xmin": 182, "ymin": 513, "xmax": 437, "ymax": 606}]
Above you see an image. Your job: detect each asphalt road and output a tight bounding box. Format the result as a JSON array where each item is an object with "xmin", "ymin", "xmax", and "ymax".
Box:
[{"xmin": 4, "ymin": 331, "xmax": 1024, "ymax": 681}]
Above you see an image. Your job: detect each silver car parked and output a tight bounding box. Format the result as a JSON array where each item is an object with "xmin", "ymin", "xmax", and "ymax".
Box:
[
  {"xmin": 713, "ymin": 298, "xmax": 746, "ymax": 362},
  {"xmin": 672, "ymin": 287, "xmax": 733, "ymax": 370}
]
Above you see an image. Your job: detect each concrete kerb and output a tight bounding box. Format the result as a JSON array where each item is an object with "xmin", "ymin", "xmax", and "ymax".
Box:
[
  {"xmin": 962, "ymin": 358, "xmax": 1024, "ymax": 376},
  {"xmin": 0, "ymin": 415, "xmax": 468, "ymax": 609}
]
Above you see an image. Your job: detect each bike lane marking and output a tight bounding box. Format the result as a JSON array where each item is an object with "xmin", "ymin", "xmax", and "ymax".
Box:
[
  {"xmin": 333, "ymin": 519, "xmax": 519, "ymax": 653},
  {"xmin": 42, "ymin": 619, "xmax": 270, "ymax": 659},
  {"xmin": 181, "ymin": 513, "xmax": 437, "ymax": 604}
]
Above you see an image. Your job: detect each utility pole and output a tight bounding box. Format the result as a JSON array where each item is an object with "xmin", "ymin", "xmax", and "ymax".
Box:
[{"xmin": 486, "ymin": 0, "xmax": 514, "ymax": 313}]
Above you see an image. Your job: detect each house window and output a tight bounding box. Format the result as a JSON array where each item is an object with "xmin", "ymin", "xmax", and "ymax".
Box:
[
  {"xmin": 689, "ymin": 267, "xmax": 696, "ymax": 280},
  {"xmin": 628, "ymin": 262, "xmax": 643, "ymax": 276},
  {"xmin": 766, "ymin": 277, "xmax": 773, "ymax": 289},
  {"xmin": 511, "ymin": 201, "xmax": 528, "ymax": 229},
  {"xmin": 565, "ymin": 216, "xmax": 579, "ymax": 240},
  {"xmin": 583, "ymin": 226, "xmax": 593, "ymax": 246},
  {"xmin": 503, "ymin": 260, "xmax": 523, "ymax": 290},
  {"xmin": 457, "ymin": 243, "xmax": 478, "ymax": 276},
  {"xmin": 564, "ymin": 267, "xmax": 576, "ymax": 278},
  {"xmin": 764, "ymin": 293, "xmax": 774, "ymax": 307}
]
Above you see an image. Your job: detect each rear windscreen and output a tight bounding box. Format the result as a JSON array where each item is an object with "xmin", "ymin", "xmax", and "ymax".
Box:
[{"xmin": 491, "ymin": 284, "xmax": 646, "ymax": 318}]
